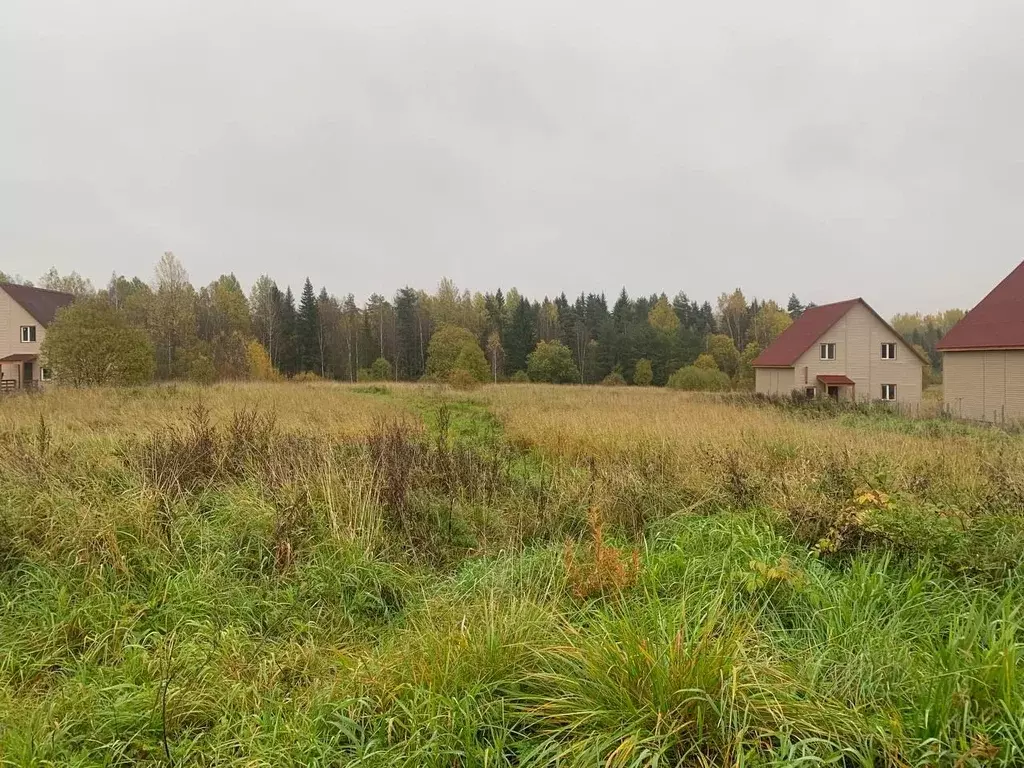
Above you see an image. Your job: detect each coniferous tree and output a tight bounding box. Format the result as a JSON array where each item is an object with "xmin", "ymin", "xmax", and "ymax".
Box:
[
  {"xmin": 278, "ymin": 287, "xmax": 299, "ymax": 376},
  {"xmin": 484, "ymin": 289, "xmax": 506, "ymax": 340},
  {"xmin": 787, "ymin": 294, "xmax": 806, "ymax": 320},
  {"xmin": 504, "ymin": 297, "xmax": 537, "ymax": 375},
  {"xmin": 394, "ymin": 287, "xmax": 424, "ymax": 380},
  {"xmin": 297, "ymin": 278, "xmax": 319, "ymax": 373}
]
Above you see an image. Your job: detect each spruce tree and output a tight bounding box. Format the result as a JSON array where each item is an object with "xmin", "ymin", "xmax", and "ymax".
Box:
[
  {"xmin": 297, "ymin": 278, "xmax": 319, "ymax": 373},
  {"xmin": 278, "ymin": 287, "xmax": 299, "ymax": 376},
  {"xmin": 394, "ymin": 287, "xmax": 423, "ymax": 380},
  {"xmin": 787, "ymin": 294, "xmax": 805, "ymax": 320},
  {"xmin": 503, "ymin": 298, "xmax": 537, "ymax": 375}
]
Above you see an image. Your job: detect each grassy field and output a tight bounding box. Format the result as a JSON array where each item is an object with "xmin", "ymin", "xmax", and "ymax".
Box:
[{"xmin": 2, "ymin": 382, "xmax": 1024, "ymax": 766}]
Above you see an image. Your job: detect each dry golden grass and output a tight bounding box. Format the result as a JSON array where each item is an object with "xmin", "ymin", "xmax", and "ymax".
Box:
[
  {"xmin": 476, "ymin": 384, "xmax": 1012, "ymax": 512},
  {"xmin": 480, "ymin": 383, "xmax": 978, "ymax": 459},
  {"xmin": 2, "ymin": 381, "xmax": 1016, "ymax": 521},
  {"xmin": 0, "ymin": 381, "xmax": 415, "ymax": 442}
]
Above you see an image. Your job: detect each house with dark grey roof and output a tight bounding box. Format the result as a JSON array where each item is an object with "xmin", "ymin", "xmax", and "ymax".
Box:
[
  {"xmin": 937, "ymin": 260, "xmax": 1024, "ymax": 423},
  {"xmin": 752, "ymin": 298, "xmax": 927, "ymax": 407},
  {"xmin": 0, "ymin": 283, "xmax": 75, "ymax": 390}
]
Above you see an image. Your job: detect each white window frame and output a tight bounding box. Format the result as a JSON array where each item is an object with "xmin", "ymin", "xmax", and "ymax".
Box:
[
  {"xmin": 881, "ymin": 343, "xmax": 897, "ymax": 360},
  {"xmin": 819, "ymin": 343, "xmax": 836, "ymax": 361},
  {"xmin": 881, "ymin": 384, "xmax": 897, "ymax": 401},
  {"xmin": 805, "ymin": 387, "xmax": 817, "ymax": 399},
  {"xmin": 20, "ymin": 325, "xmax": 36, "ymax": 343},
  {"xmin": 41, "ymin": 367, "xmax": 52, "ymax": 381}
]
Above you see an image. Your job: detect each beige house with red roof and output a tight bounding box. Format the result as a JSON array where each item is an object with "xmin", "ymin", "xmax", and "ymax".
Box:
[
  {"xmin": 752, "ymin": 298, "xmax": 927, "ymax": 407},
  {"xmin": 0, "ymin": 283, "xmax": 75, "ymax": 391},
  {"xmin": 937, "ymin": 260, "xmax": 1024, "ymax": 423}
]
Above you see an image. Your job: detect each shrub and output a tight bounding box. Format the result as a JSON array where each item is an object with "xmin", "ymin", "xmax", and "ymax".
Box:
[
  {"xmin": 353, "ymin": 384, "xmax": 390, "ymax": 395},
  {"xmin": 41, "ymin": 297, "xmax": 155, "ymax": 386},
  {"xmin": 706, "ymin": 334, "xmax": 740, "ymax": 376},
  {"xmin": 694, "ymin": 353, "xmax": 719, "ymax": 371},
  {"xmin": 735, "ymin": 343, "xmax": 761, "ymax": 390},
  {"xmin": 666, "ymin": 366, "xmax": 732, "ymax": 392},
  {"xmin": 601, "ymin": 371, "xmax": 627, "ymax": 386},
  {"xmin": 427, "ymin": 325, "xmax": 488, "ymax": 383},
  {"xmin": 187, "ymin": 353, "xmax": 216, "ymax": 384},
  {"xmin": 293, "ymin": 371, "xmax": 322, "ymax": 383},
  {"xmin": 359, "ymin": 357, "xmax": 393, "ymax": 382},
  {"xmin": 511, "ymin": 370, "xmax": 530, "ymax": 383},
  {"xmin": 527, "ymin": 341, "xmax": 578, "ymax": 384},
  {"xmin": 563, "ymin": 506, "xmax": 640, "ymax": 599},
  {"xmin": 447, "ymin": 369, "xmax": 479, "ymax": 391},
  {"xmin": 245, "ymin": 341, "xmax": 278, "ymax": 381},
  {"xmin": 633, "ymin": 359, "xmax": 653, "ymax": 386},
  {"xmin": 453, "ymin": 343, "xmax": 489, "ymax": 383}
]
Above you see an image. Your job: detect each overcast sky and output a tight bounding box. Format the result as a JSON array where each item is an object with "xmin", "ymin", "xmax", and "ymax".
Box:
[{"xmin": 3, "ymin": 0, "xmax": 1022, "ymax": 315}]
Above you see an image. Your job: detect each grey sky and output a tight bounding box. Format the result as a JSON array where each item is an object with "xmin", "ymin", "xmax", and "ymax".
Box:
[{"xmin": 3, "ymin": 0, "xmax": 1023, "ymax": 316}]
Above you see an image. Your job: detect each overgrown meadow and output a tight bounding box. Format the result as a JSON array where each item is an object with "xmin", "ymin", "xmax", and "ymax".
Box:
[{"xmin": 2, "ymin": 383, "xmax": 1024, "ymax": 767}]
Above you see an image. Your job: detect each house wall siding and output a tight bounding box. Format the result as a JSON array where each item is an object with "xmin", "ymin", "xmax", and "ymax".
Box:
[
  {"xmin": 755, "ymin": 367, "xmax": 795, "ymax": 395},
  {"xmin": 944, "ymin": 350, "xmax": 1024, "ymax": 423},
  {"xmin": 0, "ymin": 289, "xmax": 9, "ymax": 361},
  {"xmin": 1007, "ymin": 354, "xmax": 1024, "ymax": 420},
  {"xmin": 863, "ymin": 304, "xmax": 924, "ymax": 406},
  {"xmin": 0, "ymin": 287, "xmax": 47, "ymax": 384},
  {"xmin": 762, "ymin": 302, "xmax": 924, "ymax": 407}
]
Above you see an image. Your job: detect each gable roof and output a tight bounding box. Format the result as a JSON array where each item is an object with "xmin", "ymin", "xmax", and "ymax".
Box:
[
  {"xmin": 936, "ymin": 260, "xmax": 1024, "ymax": 351},
  {"xmin": 752, "ymin": 297, "xmax": 929, "ymax": 367},
  {"xmin": 0, "ymin": 283, "xmax": 75, "ymax": 327},
  {"xmin": 752, "ymin": 299, "xmax": 859, "ymax": 367}
]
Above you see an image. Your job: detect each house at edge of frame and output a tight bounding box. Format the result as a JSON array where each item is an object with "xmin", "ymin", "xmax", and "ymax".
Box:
[
  {"xmin": 937, "ymin": 259, "xmax": 1024, "ymax": 424},
  {"xmin": 0, "ymin": 283, "xmax": 75, "ymax": 391}
]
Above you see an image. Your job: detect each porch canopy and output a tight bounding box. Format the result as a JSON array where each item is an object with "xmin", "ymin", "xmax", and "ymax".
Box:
[
  {"xmin": 816, "ymin": 375, "xmax": 855, "ymax": 386},
  {"xmin": 0, "ymin": 354, "xmax": 37, "ymax": 362}
]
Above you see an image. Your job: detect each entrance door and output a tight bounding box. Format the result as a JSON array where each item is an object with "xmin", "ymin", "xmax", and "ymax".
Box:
[
  {"xmin": 23, "ymin": 361, "xmax": 33, "ymax": 387},
  {"xmin": 827, "ymin": 385, "xmax": 840, "ymax": 400}
]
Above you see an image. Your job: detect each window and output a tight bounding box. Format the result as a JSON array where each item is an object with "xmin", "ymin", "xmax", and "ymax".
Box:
[
  {"xmin": 805, "ymin": 387, "xmax": 816, "ymax": 399},
  {"xmin": 41, "ymin": 368, "xmax": 52, "ymax": 381},
  {"xmin": 820, "ymin": 343, "xmax": 836, "ymax": 360},
  {"xmin": 881, "ymin": 384, "xmax": 897, "ymax": 401},
  {"xmin": 20, "ymin": 325, "xmax": 36, "ymax": 343},
  {"xmin": 881, "ymin": 343, "xmax": 897, "ymax": 360}
]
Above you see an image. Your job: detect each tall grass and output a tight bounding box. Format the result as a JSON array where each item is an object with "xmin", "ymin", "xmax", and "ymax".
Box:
[{"xmin": 1, "ymin": 382, "xmax": 1023, "ymax": 766}]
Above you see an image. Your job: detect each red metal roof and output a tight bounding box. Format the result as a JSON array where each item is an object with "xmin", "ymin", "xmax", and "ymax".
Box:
[
  {"xmin": 1, "ymin": 283, "xmax": 75, "ymax": 327},
  {"xmin": 752, "ymin": 298, "xmax": 929, "ymax": 367},
  {"xmin": 937, "ymin": 260, "xmax": 1024, "ymax": 351},
  {"xmin": 817, "ymin": 374, "xmax": 855, "ymax": 385},
  {"xmin": 751, "ymin": 299, "xmax": 860, "ymax": 367}
]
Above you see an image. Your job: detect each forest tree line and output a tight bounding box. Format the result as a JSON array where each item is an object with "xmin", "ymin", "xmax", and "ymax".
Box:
[{"xmin": 2, "ymin": 256, "xmax": 961, "ymax": 387}]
